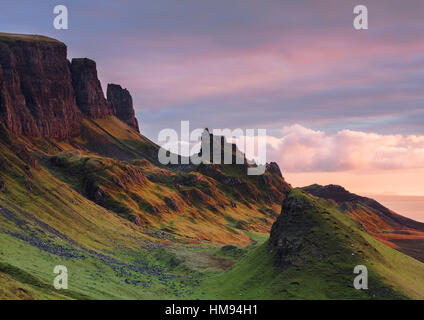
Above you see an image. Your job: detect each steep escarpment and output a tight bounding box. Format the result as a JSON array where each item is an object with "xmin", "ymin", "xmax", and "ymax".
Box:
[
  {"xmin": 0, "ymin": 32, "xmax": 140, "ymax": 141},
  {"xmin": 0, "ymin": 33, "xmax": 82, "ymax": 139},
  {"xmin": 107, "ymin": 84, "xmax": 139, "ymax": 132},
  {"xmin": 70, "ymin": 58, "xmax": 114, "ymax": 119},
  {"xmin": 198, "ymin": 128, "xmax": 245, "ymax": 165},
  {"xmin": 269, "ymin": 190, "xmax": 316, "ymax": 268}
]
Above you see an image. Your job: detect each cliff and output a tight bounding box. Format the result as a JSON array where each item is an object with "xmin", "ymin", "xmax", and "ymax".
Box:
[
  {"xmin": 0, "ymin": 32, "xmax": 140, "ymax": 140},
  {"xmin": 107, "ymin": 84, "xmax": 139, "ymax": 132},
  {"xmin": 269, "ymin": 190, "xmax": 315, "ymax": 268},
  {"xmin": 0, "ymin": 33, "xmax": 82, "ymax": 139},
  {"xmin": 71, "ymin": 58, "xmax": 114, "ymax": 119}
]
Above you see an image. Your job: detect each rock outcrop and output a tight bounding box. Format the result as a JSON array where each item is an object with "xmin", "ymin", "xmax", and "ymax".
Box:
[
  {"xmin": 269, "ymin": 191, "xmax": 317, "ymax": 268},
  {"xmin": 107, "ymin": 84, "xmax": 139, "ymax": 132},
  {"xmin": 71, "ymin": 58, "xmax": 114, "ymax": 119},
  {"xmin": 0, "ymin": 33, "xmax": 82, "ymax": 139},
  {"xmin": 0, "ymin": 32, "xmax": 140, "ymax": 140},
  {"xmin": 198, "ymin": 128, "xmax": 245, "ymax": 165},
  {"xmin": 266, "ymin": 162, "xmax": 282, "ymax": 177}
]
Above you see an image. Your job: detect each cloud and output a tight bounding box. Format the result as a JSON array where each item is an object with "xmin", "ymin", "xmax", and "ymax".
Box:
[
  {"xmin": 268, "ymin": 125, "xmax": 424, "ymax": 172},
  {"xmin": 2, "ymin": 0, "xmax": 424, "ymax": 140}
]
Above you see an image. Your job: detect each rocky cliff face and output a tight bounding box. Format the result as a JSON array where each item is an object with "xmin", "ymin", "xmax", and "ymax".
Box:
[
  {"xmin": 269, "ymin": 191, "xmax": 318, "ymax": 268},
  {"xmin": 198, "ymin": 128, "xmax": 246, "ymax": 165},
  {"xmin": 0, "ymin": 33, "xmax": 140, "ymax": 140},
  {"xmin": 0, "ymin": 33, "xmax": 82, "ymax": 139},
  {"xmin": 107, "ymin": 84, "xmax": 139, "ymax": 132},
  {"xmin": 71, "ymin": 58, "xmax": 114, "ymax": 119}
]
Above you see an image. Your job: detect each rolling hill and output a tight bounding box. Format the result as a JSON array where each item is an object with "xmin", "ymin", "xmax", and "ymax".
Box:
[
  {"xmin": 302, "ymin": 184, "xmax": 424, "ymax": 262},
  {"xmin": 200, "ymin": 189, "xmax": 424, "ymax": 299}
]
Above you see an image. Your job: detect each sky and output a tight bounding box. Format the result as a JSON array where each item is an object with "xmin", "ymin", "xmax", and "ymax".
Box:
[{"xmin": 0, "ymin": 1, "xmax": 423, "ymax": 211}]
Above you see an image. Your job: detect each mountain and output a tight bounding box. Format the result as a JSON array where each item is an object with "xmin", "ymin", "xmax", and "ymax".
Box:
[
  {"xmin": 0, "ymin": 32, "xmax": 423, "ymax": 300},
  {"xmin": 302, "ymin": 184, "xmax": 424, "ymax": 262}
]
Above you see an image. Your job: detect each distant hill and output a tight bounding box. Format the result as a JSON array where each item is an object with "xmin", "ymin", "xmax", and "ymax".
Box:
[
  {"xmin": 201, "ymin": 189, "xmax": 424, "ymax": 299},
  {"xmin": 302, "ymin": 184, "xmax": 424, "ymax": 263}
]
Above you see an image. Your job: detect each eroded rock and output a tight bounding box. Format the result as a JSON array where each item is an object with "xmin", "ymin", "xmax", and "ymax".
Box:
[
  {"xmin": 0, "ymin": 34, "xmax": 82, "ymax": 139},
  {"xmin": 71, "ymin": 58, "xmax": 113, "ymax": 118},
  {"xmin": 107, "ymin": 83, "xmax": 139, "ymax": 132}
]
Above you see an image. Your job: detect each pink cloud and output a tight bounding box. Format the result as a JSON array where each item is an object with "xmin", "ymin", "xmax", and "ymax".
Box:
[
  {"xmin": 97, "ymin": 29, "xmax": 424, "ymax": 111},
  {"xmin": 268, "ymin": 125, "xmax": 424, "ymax": 172}
]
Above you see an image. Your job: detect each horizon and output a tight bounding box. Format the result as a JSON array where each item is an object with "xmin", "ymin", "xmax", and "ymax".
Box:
[{"xmin": 0, "ymin": 1, "xmax": 423, "ymax": 215}]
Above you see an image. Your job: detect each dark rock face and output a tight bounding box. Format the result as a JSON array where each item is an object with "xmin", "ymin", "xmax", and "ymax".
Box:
[
  {"xmin": 0, "ymin": 33, "xmax": 141, "ymax": 141},
  {"xmin": 107, "ymin": 84, "xmax": 139, "ymax": 132},
  {"xmin": 198, "ymin": 129, "xmax": 246, "ymax": 165},
  {"xmin": 83, "ymin": 177, "xmax": 108, "ymax": 206},
  {"xmin": 71, "ymin": 58, "xmax": 113, "ymax": 118},
  {"xmin": 266, "ymin": 162, "xmax": 282, "ymax": 178},
  {"xmin": 269, "ymin": 193, "xmax": 317, "ymax": 268},
  {"xmin": 0, "ymin": 34, "xmax": 82, "ymax": 139}
]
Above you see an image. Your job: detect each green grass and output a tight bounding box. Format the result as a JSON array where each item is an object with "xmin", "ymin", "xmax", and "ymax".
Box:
[
  {"xmin": 193, "ymin": 190, "xmax": 424, "ymax": 300},
  {"xmin": 0, "ymin": 231, "xmax": 210, "ymax": 300},
  {"xmin": 1, "ymin": 117, "xmax": 424, "ymax": 300},
  {"xmin": 0, "ymin": 32, "xmax": 63, "ymax": 44},
  {"xmin": 1, "ymin": 185, "xmax": 424, "ymax": 299}
]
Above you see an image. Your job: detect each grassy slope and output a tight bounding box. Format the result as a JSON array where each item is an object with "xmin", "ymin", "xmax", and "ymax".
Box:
[
  {"xmin": 0, "ymin": 117, "xmax": 283, "ymax": 299},
  {"xmin": 1, "ymin": 117, "xmax": 423, "ymax": 300},
  {"xmin": 198, "ymin": 190, "xmax": 424, "ymax": 299},
  {"xmin": 48, "ymin": 117, "xmax": 283, "ymax": 246},
  {"xmin": 301, "ymin": 184, "xmax": 424, "ymax": 257},
  {"xmin": 0, "ymin": 137, "xmax": 182, "ymax": 299},
  {"xmin": 0, "ymin": 131, "xmax": 193, "ymax": 299},
  {"xmin": 71, "ymin": 117, "xmax": 160, "ymax": 163},
  {"xmin": 0, "ymin": 32, "xmax": 62, "ymax": 44}
]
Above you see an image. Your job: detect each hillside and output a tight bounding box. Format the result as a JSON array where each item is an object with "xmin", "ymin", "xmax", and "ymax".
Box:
[
  {"xmin": 0, "ymin": 114, "xmax": 288, "ymax": 298},
  {"xmin": 200, "ymin": 189, "xmax": 424, "ymax": 299},
  {"xmin": 0, "ymin": 32, "xmax": 423, "ymax": 300},
  {"xmin": 302, "ymin": 184, "xmax": 424, "ymax": 262},
  {"xmin": 0, "ymin": 32, "xmax": 290, "ymax": 299}
]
